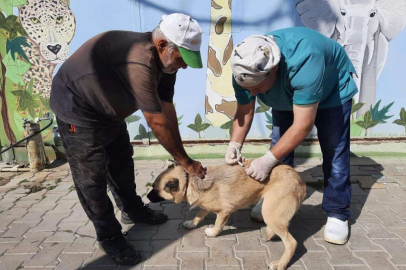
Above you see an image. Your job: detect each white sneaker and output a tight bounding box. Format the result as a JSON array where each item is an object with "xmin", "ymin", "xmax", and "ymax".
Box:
[
  {"xmin": 324, "ymin": 217, "xmax": 349, "ymax": 245},
  {"xmin": 251, "ymin": 200, "xmax": 264, "ymax": 222}
]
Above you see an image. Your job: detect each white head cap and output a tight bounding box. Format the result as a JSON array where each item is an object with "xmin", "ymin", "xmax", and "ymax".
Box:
[
  {"xmin": 160, "ymin": 13, "xmax": 203, "ymax": 68},
  {"xmin": 230, "ymin": 35, "xmax": 281, "ymax": 87}
]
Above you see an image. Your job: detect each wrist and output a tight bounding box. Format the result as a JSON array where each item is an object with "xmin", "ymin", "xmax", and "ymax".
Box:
[
  {"xmin": 228, "ymin": 141, "xmax": 242, "ymax": 151},
  {"xmin": 264, "ymin": 150, "xmax": 279, "ymax": 164},
  {"xmin": 177, "ymin": 156, "xmax": 193, "ymax": 167}
]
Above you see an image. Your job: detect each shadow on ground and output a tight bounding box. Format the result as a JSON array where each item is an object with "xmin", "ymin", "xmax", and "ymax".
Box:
[{"xmin": 78, "ymin": 156, "xmax": 386, "ymax": 269}]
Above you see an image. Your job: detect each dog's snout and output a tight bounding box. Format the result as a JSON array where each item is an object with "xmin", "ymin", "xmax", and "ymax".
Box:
[{"xmin": 147, "ymin": 189, "xmax": 165, "ymax": 203}]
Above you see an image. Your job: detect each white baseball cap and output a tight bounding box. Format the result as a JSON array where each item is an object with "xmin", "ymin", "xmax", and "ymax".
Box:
[
  {"xmin": 160, "ymin": 13, "xmax": 203, "ymax": 69},
  {"xmin": 230, "ymin": 35, "xmax": 281, "ymax": 87}
]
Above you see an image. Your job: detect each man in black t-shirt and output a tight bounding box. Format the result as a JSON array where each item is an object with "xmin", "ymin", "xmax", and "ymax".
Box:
[{"xmin": 50, "ymin": 13, "xmax": 206, "ymax": 265}]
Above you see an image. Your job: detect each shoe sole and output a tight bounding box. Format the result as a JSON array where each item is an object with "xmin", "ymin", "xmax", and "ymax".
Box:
[
  {"xmin": 118, "ymin": 256, "xmax": 142, "ymax": 266},
  {"xmin": 99, "ymin": 246, "xmax": 142, "ymax": 266},
  {"xmin": 121, "ymin": 218, "xmax": 135, "ymax": 225},
  {"xmin": 121, "ymin": 217, "xmax": 168, "ymax": 225},
  {"xmin": 324, "ymin": 236, "xmax": 348, "ymax": 245}
]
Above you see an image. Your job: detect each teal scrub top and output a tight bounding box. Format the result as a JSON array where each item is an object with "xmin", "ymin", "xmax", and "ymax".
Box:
[{"xmin": 233, "ymin": 27, "xmax": 358, "ymax": 110}]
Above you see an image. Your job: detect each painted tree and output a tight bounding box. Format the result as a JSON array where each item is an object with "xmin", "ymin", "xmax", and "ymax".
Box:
[{"xmin": 0, "ymin": 2, "xmax": 30, "ymax": 145}]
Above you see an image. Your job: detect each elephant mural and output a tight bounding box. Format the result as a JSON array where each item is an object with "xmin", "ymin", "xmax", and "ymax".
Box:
[{"xmin": 296, "ymin": 0, "xmax": 406, "ymax": 116}]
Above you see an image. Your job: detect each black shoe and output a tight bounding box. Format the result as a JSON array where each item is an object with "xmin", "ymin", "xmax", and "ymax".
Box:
[
  {"xmin": 121, "ymin": 204, "xmax": 168, "ymax": 225},
  {"xmin": 98, "ymin": 234, "xmax": 141, "ymax": 266}
]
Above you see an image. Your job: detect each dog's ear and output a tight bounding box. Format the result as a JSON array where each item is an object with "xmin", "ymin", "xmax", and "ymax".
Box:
[{"xmin": 164, "ymin": 179, "xmax": 179, "ymax": 193}]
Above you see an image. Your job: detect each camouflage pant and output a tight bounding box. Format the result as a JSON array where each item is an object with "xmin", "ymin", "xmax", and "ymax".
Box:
[{"xmin": 57, "ymin": 118, "xmax": 144, "ymax": 240}]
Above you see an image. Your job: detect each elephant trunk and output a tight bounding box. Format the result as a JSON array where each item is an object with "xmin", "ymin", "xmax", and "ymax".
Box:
[{"xmin": 342, "ymin": 16, "xmax": 369, "ymax": 101}]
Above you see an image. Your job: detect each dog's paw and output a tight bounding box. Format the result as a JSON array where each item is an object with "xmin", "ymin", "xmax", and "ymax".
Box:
[
  {"xmin": 268, "ymin": 260, "xmax": 285, "ymax": 270},
  {"xmin": 182, "ymin": 220, "xmax": 196, "ymax": 229},
  {"xmin": 205, "ymin": 227, "xmax": 218, "ymax": 237}
]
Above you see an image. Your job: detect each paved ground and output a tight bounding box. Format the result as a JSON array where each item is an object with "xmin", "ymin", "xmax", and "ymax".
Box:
[{"xmin": 1, "ymin": 157, "xmax": 406, "ymax": 270}]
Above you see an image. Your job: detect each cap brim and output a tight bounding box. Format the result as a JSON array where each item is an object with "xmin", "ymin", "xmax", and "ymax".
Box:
[{"xmin": 178, "ymin": 47, "xmax": 203, "ymax": 69}]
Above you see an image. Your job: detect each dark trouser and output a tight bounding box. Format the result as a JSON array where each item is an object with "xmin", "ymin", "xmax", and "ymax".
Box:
[
  {"xmin": 57, "ymin": 118, "xmax": 144, "ymax": 240},
  {"xmin": 271, "ymin": 100, "xmax": 352, "ymax": 221}
]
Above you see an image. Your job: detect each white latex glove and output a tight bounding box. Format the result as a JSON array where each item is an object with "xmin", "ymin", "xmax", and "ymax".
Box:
[
  {"xmin": 225, "ymin": 142, "xmax": 245, "ymax": 165},
  {"xmin": 245, "ymin": 151, "xmax": 279, "ymax": 181}
]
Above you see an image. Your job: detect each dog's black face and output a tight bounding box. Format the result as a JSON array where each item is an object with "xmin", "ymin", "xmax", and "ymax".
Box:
[{"xmin": 147, "ymin": 189, "xmax": 165, "ymax": 203}]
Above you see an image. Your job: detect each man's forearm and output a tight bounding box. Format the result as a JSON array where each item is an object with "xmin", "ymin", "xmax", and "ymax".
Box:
[
  {"xmin": 230, "ymin": 101, "xmax": 255, "ymax": 144},
  {"xmin": 161, "ymin": 101, "xmax": 183, "ymax": 144},
  {"xmin": 230, "ymin": 116, "xmax": 253, "ymax": 144},
  {"xmin": 271, "ymin": 103, "xmax": 318, "ymax": 161},
  {"xmin": 270, "ymin": 124, "xmax": 312, "ymax": 160},
  {"xmin": 144, "ymin": 112, "xmax": 190, "ymax": 165}
]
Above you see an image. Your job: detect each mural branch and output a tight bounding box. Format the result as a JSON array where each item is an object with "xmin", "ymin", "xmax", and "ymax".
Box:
[{"xmin": 0, "ymin": 52, "xmax": 16, "ymax": 143}]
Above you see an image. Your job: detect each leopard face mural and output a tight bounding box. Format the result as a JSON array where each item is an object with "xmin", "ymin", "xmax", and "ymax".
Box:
[{"xmin": 19, "ymin": 0, "xmax": 76, "ymax": 97}]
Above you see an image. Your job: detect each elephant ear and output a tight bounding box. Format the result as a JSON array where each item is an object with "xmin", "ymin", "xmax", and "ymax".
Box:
[
  {"xmin": 376, "ymin": 0, "xmax": 406, "ymax": 41},
  {"xmin": 296, "ymin": 0, "xmax": 340, "ymax": 37}
]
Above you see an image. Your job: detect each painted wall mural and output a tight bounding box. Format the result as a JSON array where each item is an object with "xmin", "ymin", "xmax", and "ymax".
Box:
[
  {"xmin": 125, "ymin": 0, "xmax": 406, "ymax": 140},
  {"xmin": 0, "ymin": 0, "xmax": 75, "ymax": 146},
  {"xmin": 296, "ymin": 0, "xmax": 406, "ymax": 135},
  {"xmin": 2, "ymin": 0, "xmax": 405, "ymax": 146},
  {"xmin": 205, "ymin": 0, "xmax": 237, "ymax": 128}
]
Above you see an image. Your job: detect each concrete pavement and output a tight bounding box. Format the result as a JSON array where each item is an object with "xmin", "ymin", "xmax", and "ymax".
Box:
[{"xmin": 1, "ymin": 157, "xmax": 406, "ymax": 269}]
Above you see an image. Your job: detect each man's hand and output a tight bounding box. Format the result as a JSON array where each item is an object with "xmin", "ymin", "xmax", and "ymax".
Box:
[
  {"xmin": 180, "ymin": 158, "xmax": 207, "ymax": 179},
  {"xmin": 245, "ymin": 151, "xmax": 278, "ymax": 181},
  {"xmin": 225, "ymin": 142, "xmax": 245, "ymax": 165}
]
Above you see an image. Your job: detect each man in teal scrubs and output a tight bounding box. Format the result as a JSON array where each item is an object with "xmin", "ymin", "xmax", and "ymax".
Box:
[{"xmin": 225, "ymin": 27, "xmax": 358, "ymax": 245}]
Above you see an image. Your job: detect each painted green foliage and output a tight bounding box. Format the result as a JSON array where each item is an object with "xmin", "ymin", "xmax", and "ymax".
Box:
[
  {"xmin": 0, "ymin": 0, "xmax": 33, "ymax": 146},
  {"xmin": 11, "ymin": 79, "xmax": 43, "ymax": 118},
  {"xmin": 220, "ymin": 119, "xmax": 233, "ymax": 137},
  {"xmin": 0, "ymin": 0, "xmax": 27, "ymax": 16},
  {"xmin": 128, "ymin": 114, "xmax": 156, "ymax": 141},
  {"xmin": 187, "ymin": 113, "xmax": 211, "ymax": 138},
  {"xmin": 134, "ymin": 123, "xmax": 156, "ymax": 140},
  {"xmin": 350, "ymin": 99, "xmax": 365, "ymax": 137},
  {"xmin": 255, "ymin": 98, "xmax": 270, "ymax": 113},
  {"xmin": 393, "ymin": 107, "xmax": 406, "ymax": 133},
  {"xmin": 0, "ymin": 0, "xmax": 78, "ymax": 147},
  {"xmin": 355, "ymin": 111, "xmax": 379, "ymax": 136},
  {"xmin": 354, "ymin": 100, "xmax": 395, "ymax": 136},
  {"xmin": 125, "ymin": 115, "xmax": 141, "ymax": 124},
  {"xmin": 177, "ymin": 115, "xmax": 183, "ymax": 126},
  {"xmin": 265, "ymin": 111, "xmax": 273, "ymax": 137},
  {"xmin": 254, "ymin": 98, "xmax": 273, "ymax": 137},
  {"xmin": 369, "ymin": 100, "xmax": 394, "ymax": 124},
  {"xmin": 7, "ymin": 36, "xmax": 29, "ymax": 61},
  {"xmin": 129, "ymin": 103, "xmax": 184, "ymax": 141}
]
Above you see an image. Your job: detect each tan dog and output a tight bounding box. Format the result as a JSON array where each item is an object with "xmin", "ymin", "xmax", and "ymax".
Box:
[{"xmin": 147, "ymin": 160, "xmax": 307, "ymax": 270}]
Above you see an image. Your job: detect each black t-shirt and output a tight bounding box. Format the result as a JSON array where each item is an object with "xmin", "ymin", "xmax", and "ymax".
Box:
[{"xmin": 50, "ymin": 31, "xmax": 176, "ymax": 127}]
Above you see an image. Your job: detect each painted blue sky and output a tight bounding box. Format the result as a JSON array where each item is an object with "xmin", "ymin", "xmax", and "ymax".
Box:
[{"xmin": 61, "ymin": 0, "xmax": 406, "ymax": 139}]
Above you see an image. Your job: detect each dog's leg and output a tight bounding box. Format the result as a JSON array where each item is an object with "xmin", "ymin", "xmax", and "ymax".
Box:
[
  {"xmin": 268, "ymin": 228, "xmax": 297, "ymax": 270},
  {"xmin": 205, "ymin": 212, "xmax": 231, "ymax": 237},
  {"xmin": 262, "ymin": 194, "xmax": 298, "ymax": 270},
  {"xmin": 183, "ymin": 209, "xmax": 210, "ymax": 229},
  {"xmin": 264, "ymin": 226, "xmax": 275, "ymax": 241}
]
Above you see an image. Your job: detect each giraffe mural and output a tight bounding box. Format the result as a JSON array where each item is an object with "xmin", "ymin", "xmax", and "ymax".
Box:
[{"xmin": 205, "ymin": 0, "xmax": 237, "ymax": 127}]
